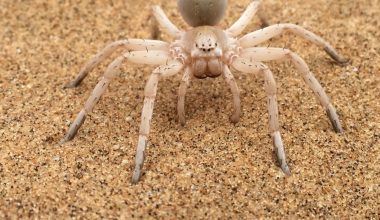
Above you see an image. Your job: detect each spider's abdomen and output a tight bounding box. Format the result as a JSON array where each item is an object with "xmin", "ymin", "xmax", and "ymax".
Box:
[
  {"xmin": 192, "ymin": 58, "xmax": 223, "ymax": 79},
  {"xmin": 177, "ymin": 0, "xmax": 227, "ymax": 27}
]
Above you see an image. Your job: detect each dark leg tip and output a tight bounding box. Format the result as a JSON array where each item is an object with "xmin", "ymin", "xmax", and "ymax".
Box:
[
  {"xmin": 281, "ymin": 163, "xmax": 291, "ymax": 176},
  {"xmin": 326, "ymin": 108, "xmax": 344, "ymax": 133},
  {"xmin": 131, "ymin": 170, "xmax": 142, "ymax": 184},
  {"xmin": 333, "ymin": 125, "xmax": 344, "ymax": 133},
  {"xmin": 63, "ymin": 81, "xmax": 80, "ymax": 89},
  {"xmin": 58, "ymin": 137, "xmax": 70, "ymax": 145},
  {"xmin": 334, "ymin": 57, "xmax": 350, "ymax": 66},
  {"xmin": 229, "ymin": 115, "xmax": 240, "ymax": 124},
  {"xmin": 323, "ymin": 48, "xmax": 349, "ymax": 65},
  {"xmin": 60, "ymin": 112, "xmax": 86, "ymax": 145},
  {"xmin": 230, "ymin": 108, "xmax": 241, "ymax": 124},
  {"xmin": 178, "ymin": 113, "xmax": 186, "ymax": 126},
  {"xmin": 59, "ymin": 131, "xmax": 76, "ymax": 145},
  {"xmin": 272, "ymin": 132, "xmax": 291, "ymax": 176},
  {"xmin": 179, "ymin": 118, "xmax": 186, "ymax": 126},
  {"xmin": 276, "ymin": 154, "xmax": 291, "ymax": 176}
]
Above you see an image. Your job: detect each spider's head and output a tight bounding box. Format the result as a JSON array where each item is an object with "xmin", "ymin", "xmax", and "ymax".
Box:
[{"xmin": 191, "ymin": 28, "xmax": 222, "ymax": 58}]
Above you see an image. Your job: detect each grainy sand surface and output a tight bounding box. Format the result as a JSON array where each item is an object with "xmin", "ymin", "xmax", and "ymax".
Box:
[{"xmin": 0, "ymin": 0, "xmax": 379, "ymax": 218}]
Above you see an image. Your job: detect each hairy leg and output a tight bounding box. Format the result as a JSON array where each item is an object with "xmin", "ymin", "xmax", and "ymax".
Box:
[
  {"xmin": 262, "ymin": 66, "xmax": 290, "ymax": 174},
  {"xmin": 226, "ymin": 0, "xmax": 261, "ymax": 37},
  {"xmin": 223, "ymin": 65, "xmax": 241, "ymax": 123},
  {"xmin": 177, "ymin": 67, "xmax": 191, "ymax": 126},
  {"xmin": 240, "ymin": 47, "xmax": 343, "ymax": 132},
  {"xmin": 238, "ymin": 23, "xmax": 347, "ymax": 64},
  {"xmin": 152, "ymin": 5, "xmax": 182, "ymax": 38},
  {"xmin": 64, "ymin": 39, "xmax": 169, "ymax": 88},
  {"xmin": 132, "ymin": 60, "xmax": 184, "ymax": 184},
  {"xmin": 231, "ymin": 59, "xmax": 290, "ymax": 174},
  {"xmin": 60, "ymin": 50, "xmax": 171, "ymax": 144}
]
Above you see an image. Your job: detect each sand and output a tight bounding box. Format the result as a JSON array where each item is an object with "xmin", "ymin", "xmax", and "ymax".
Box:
[{"xmin": 0, "ymin": 0, "xmax": 379, "ymax": 218}]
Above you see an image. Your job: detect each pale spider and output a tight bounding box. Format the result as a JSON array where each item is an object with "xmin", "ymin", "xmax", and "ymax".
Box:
[{"xmin": 60, "ymin": 0, "xmax": 347, "ymax": 183}]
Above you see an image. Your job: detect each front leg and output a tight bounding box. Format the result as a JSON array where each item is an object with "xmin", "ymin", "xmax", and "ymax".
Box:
[
  {"xmin": 132, "ymin": 60, "xmax": 184, "ymax": 184},
  {"xmin": 238, "ymin": 23, "xmax": 348, "ymax": 64},
  {"xmin": 64, "ymin": 39, "xmax": 169, "ymax": 88}
]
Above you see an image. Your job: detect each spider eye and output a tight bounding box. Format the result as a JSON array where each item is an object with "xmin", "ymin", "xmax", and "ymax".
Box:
[
  {"xmin": 215, "ymin": 43, "xmax": 218, "ymax": 47},
  {"xmin": 195, "ymin": 43, "xmax": 198, "ymax": 48}
]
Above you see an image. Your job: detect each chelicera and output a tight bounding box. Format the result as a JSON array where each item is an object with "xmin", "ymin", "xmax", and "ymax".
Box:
[{"xmin": 60, "ymin": 0, "xmax": 347, "ymax": 183}]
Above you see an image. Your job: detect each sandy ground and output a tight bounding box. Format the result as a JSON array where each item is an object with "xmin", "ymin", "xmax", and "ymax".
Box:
[{"xmin": 0, "ymin": 0, "xmax": 379, "ymax": 218}]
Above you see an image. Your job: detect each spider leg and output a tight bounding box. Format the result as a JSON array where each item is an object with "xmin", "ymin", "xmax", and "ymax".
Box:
[
  {"xmin": 223, "ymin": 65, "xmax": 241, "ymax": 123},
  {"xmin": 177, "ymin": 67, "xmax": 191, "ymax": 126},
  {"xmin": 63, "ymin": 39, "xmax": 169, "ymax": 88},
  {"xmin": 226, "ymin": 0, "xmax": 261, "ymax": 37},
  {"xmin": 238, "ymin": 47, "xmax": 343, "ymax": 133},
  {"xmin": 60, "ymin": 50, "xmax": 171, "ymax": 144},
  {"xmin": 132, "ymin": 60, "xmax": 184, "ymax": 184},
  {"xmin": 239, "ymin": 24, "xmax": 348, "ymax": 64},
  {"xmin": 231, "ymin": 59, "xmax": 290, "ymax": 174},
  {"xmin": 152, "ymin": 5, "xmax": 182, "ymax": 38}
]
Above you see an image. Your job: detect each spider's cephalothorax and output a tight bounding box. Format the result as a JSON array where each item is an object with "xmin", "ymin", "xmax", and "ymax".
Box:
[
  {"xmin": 60, "ymin": 0, "xmax": 347, "ymax": 183},
  {"xmin": 179, "ymin": 26, "xmax": 230, "ymax": 79}
]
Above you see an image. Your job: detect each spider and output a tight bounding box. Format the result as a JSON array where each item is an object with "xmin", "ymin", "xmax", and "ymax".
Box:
[{"xmin": 60, "ymin": 0, "xmax": 347, "ymax": 183}]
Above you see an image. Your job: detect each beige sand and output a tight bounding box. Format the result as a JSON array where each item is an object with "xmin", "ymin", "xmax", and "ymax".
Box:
[{"xmin": 0, "ymin": 0, "xmax": 379, "ymax": 218}]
